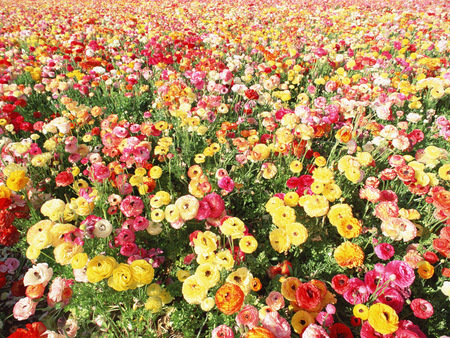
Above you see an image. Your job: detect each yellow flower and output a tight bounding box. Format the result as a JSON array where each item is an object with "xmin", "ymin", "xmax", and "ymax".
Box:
[
  {"xmin": 6, "ymin": 171, "xmax": 29, "ymax": 191},
  {"xmin": 327, "ymin": 203, "xmax": 353, "ymax": 226},
  {"xmin": 26, "ymin": 246, "xmax": 41, "ymax": 260},
  {"xmin": 193, "ymin": 231, "xmax": 218, "ymax": 255},
  {"xmin": 345, "ymin": 167, "xmax": 363, "ymax": 183},
  {"xmin": 438, "ymin": 163, "xmax": 450, "ymax": 180},
  {"xmin": 145, "ymin": 296, "xmax": 162, "ymax": 313},
  {"xmin": 165, "ymin": 204, "xmax": 180, "ymax": 223},
  {"xmin": 182, "ymin": 275, "xmax": 208, "ymax": 304},
  {"xmin": 261, "ymin": 162, "xmax": 277, "ymax": 179},
  {"xmin": 54, "ymin": 242, "xmax": 83, "ymax": 266},
  {"xmin": 41, "ymin": 199, "xmax": 66, "ymax": 221},
  {"xmin": 150, "ymin": 209, "xmax": 165, "ymax": 222},
  {"xmin": 130, "ymin": 260, "xmax": 154, "ymax": 285},
  {"xmin": 195, "ymin": 263, "xmax": 220, "ymax": 288},
  {"xmin": 284, "ymin": 192, "xmax": 299, "ymax": 207},
  {"xmin": 220, "ymin": 217, "xmax": 246, "ymax": 239},
  {"xmin": 322, "ymin": 183, "xmax": 342, "ymax": 202},
  {"xmin": 312, "ymin": 167, "xmax": 334, "ymax": 184},
  {"xmin": 108, "ymin": 263, "xmax": 137, "ymax": 291},
  {"xmin": 239, "ymin": 235, "xmax": 258, "ymax": 254},
  {"xmin": 290, "ymin": 160, "xmax": 303, "ymax": 173},
  {"xmin": 269, "ymin": 228, "xmax": 290, "ymax": 253},
  {"xmin": 50, "ymin": 223, "xmax": 76, "ymax": 247},
  {"xmin": 226, "ymin": 267, "xmax": 253, "ymax": 295},
  {"xmin": 155, "ymin": 191, "xmax": 171, "ymax": 205},
  {"xmin": 31, "ymin": 153, "xmax": 52, "ymax": 167},
  {"xmin": 200, "ymin": 297, "xmax": 215, "ymax": 311},
  {"xmin": 149, "ymin": 166, "xmax": 162, "ymax": 179},
  {"xmin": 146, "ymin": 283, "xmax": 162, "ymax": 296},
  {"xmin": 197, "ymin": 252, "xmax": 216, "ymax": 265},
  {"xmin": 368, "ymin": 303, "xmax": 399, "ymax": 334},
  {"xmin": 175, "ymin": 195, "xmax": 199, "ymax": 221},
  {"xmin": 356, "ymin": 152, "xmax": 373, "ymax": 166},
  {"xmin": 272, "ymin": 206, "xmax": 296, "ymax": 228},
  {"xmin": 286, "ymin": 222, "xmax": 308, "ymax": 246},
  {"xmin": 71, "ymin": 252, "xmax": 88, "ymax": 269},
  {"xmin": 353, "ymin": 304, "xmax": 369, "ymax": 320},
  {"xmin": 194, "ymin": 154, "xmax": 206, "ymax": 164},
  {"xmin": 176, "ymin": 270, "xmax": 191, "ymax": 282},
  {"xmin": 311, "ymin": 181, "xmax": 325, "ymax": 194},
  {"xmin": 315, "ymin": 156, "xmax": 327, "ymax": 167},
  {"xmin": 265, "ymin": 197, "xmax": 284, "ymax": 214},
  {"xmin": 303, "ymin": 195, "xmax": 329, "ymax": 217},
  {"xmin": 215, "ymin": 250, "xmax": 235, "ymax": 270},
  {"xmin": 87, "ymin": 255, "xmax": 117, "ymax": 283},
  {"xmin": 160, "ymin": 289, "xmax": 173, "ymax": 304}
]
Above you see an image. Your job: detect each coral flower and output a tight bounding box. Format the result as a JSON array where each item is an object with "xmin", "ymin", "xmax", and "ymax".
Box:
[
  {"xmin": 410, "ymin": 298, "xmax": 434, "ymax": 319},
  {"xmin": 296, "ymin": 282, "xmax": 322, "ymax": 310},
  {"xmin": 215, "ymin": 283, "xmax": 245, "ymax": 315},
  {"xmin": 212, "ymin": 325, "xmax": 234, "ymax": 338},
  {"xmin": 236, "ymin": 305, "xmax": 259, "ymax": 329},
  {"xmin": 245, "ymin": 327, "xmax": 275, "ymax": 338}
]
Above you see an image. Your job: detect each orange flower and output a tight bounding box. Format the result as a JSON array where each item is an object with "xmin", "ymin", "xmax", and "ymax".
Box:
[
  {"xmin": 334, "ymin": 242, "xmax": 364, "ymax": 268},
  {"xmin": 215, "ymin": 283, "xmax": 245, "ymax": 315},
  {"xmin": 417, "ymin": 261, "xmax": 434, "ymax": 279},
  {"xmin": 251, "ymin": 278, "xmax": 262, "ymax": 292},
  {"xmin": 246, "ymin": 327, "xmax": 276, "ymax": 338}
]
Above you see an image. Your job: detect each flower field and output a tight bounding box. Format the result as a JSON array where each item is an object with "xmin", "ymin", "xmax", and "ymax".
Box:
[{"xmin": 0, "ymin": 0, "xmax": 450, "ymax": 336}]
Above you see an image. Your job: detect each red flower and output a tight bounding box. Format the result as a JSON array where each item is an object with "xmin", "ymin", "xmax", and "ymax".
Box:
[
  {"xmin": 410, "ymin": 298, "xmax": 434, "ymax": 319},
  {"xmin": 295, "ymin": 282, "xmax": 322, "ymax": 310},
  {"xmin": 55, "ymin": 171, "xmax": 74, "ymax": 187},
  {"xmin": 0, "ymin": 209, "xmax": 15, "ymax": 227},
  {"xmin": 350, "ymin": 316, "xmax": 361, "ymax": 327},
  {"xmin": 423, "ymin": 251, "xmax": 439, "ymax": 264},
  {"xmin": 331, "ymin": 274, "xmax": 350, "ymax": 295},
  {"xmin": 11, "ymin": 279, "xmax": 26, "ymax": 297},
  {"xmin": 329, "ymin": 323, "xmax": 353, "ymax": 338},
  {"xmin": 0, "ymin": 225, "xmax": 20, "ymax": 246},
  {"xmin": 244, "ymin": 89, "xmax": 259, "ymax": 100},
  {"xmin": 433, "ymin": 238, "xmax": 450, "ymax": 258}
]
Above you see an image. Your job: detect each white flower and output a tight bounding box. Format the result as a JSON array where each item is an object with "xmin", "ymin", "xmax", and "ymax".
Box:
[
  {"xmin": 23, "ymin": 263, "xmax": 53, "ymax": 286},
  {"xmin": 442, "ymin": 281, "xmax": 450, "ymax": 297}
]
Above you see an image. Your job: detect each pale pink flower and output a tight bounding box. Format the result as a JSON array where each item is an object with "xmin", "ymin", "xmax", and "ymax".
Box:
[
  {"xmin": 211, "ymin": 324, "xmax": 234, "ymax": 338},
  {"xmin": 261, "ymin": 312, "xmax": 291, "ymax": 338},
  {"xmin": 266, "ymin": 291, "xmax": 285, "ymax": 311},
  {"xmin": 302, "ymin": 323, "xmax": 330, "ymax": 338},
  {"xmin": 13, "ymin": 297, "xmax": 37, "ymax": 321},
  {"xmin": 24, "ymin": 263, "xmax": 53, "ymax": 287}
]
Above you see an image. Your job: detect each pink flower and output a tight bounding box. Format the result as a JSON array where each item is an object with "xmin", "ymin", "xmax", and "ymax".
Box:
[
  {"xmin": 132, "ymin": 216, "xmax": 149, "ymax": 231},
  {"xmin": 261, "ymin": 312, "xmax": 291, "ymax": 338},
  {"xmin": 90, "ymin": 163, "xmax": 111, "ymax": 182},
  {"xmin": 343, "ymin": 278, "xmax": 370, "ymax": 305},
  {"xmin": 374, "ymin": 243, "xmax": 395, "ymax": 260},
  {"xmin": 410, "ymin": 298, "xmax": 434, "ymax": 319},
  {"xmin": 120, "ymin": 196, "xmax": 144, "ymax": 217},
  {"xmin": 120, "ymin": 242, "xmax": 139, "ymax": 257},
  {"xmin": 48, "ymin": 277, "xmax": 73, "ymax": 308},
  {"xmin": 385, "ymin": 260, "xmax": 415, "ymax": 288},
  {"xmin": 398, "ymin": 320, "xmax": 427, "ymax": 338},
  {"xmin": 302, "ymin": 323, "xmax": 329, "ymax": 338},
  {"xmin": 316, "ymin": 311, "xmax": 334, "ymax": 327},
  {"xmin": 236, "ymin": 305, "xmax": 259, "ymax": 329},
  {"xmin": 203, "ymin": 193, "xmax": 225, "ymax": 218},
  {"xmin": 218, "ymin": 176, "xmax": 234, "ymax": 193},
  {"xmin": 211, "ymin": 324, "xmax": 234, "ymax": 338},
  {"xmin": 195, "ymin": 200, "xmax": 211, "ymax": 220},
  {"xmin": 13, "ymin": 297, "xmax": 37, "ymax": 321},
  {"xmin": 266, "ymin": 291, "xmax": 285, "ymax": 311},
  {"xmin": 116, "ymin": 229, "xmax": 136, "ymax": 246},
  {"xmin": 375, "ymin": 288, "xmax": 405, "ymax": 313}
]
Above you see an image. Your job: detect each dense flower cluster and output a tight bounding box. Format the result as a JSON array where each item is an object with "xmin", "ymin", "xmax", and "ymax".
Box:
[{"xmin": 0, "ymin": 0, "xmax": 449, "ymax": 336}]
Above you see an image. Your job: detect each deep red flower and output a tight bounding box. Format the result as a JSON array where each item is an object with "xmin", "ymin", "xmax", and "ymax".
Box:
[
  {"xmin": 423, "ymin": 251, "xmax": 439, "ymax": 264},
  {"xmin": 329, "ymin": 323, "xmax": 353, "ymax": 338}
]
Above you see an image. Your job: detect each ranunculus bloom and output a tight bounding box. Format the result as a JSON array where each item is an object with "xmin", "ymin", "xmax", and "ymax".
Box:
[
  {"xmin": 120, "ymin": 195, "xmax": 144, "ymax": 218},
  {"xmin": 13, "ymin": 297, "xmax": 38, "ymax": 321},
  {"xmin": 367, "ymin": 303, "xmax": 399, "ymax": 335},
  {"xmin": 218, "ymin": 176, "xmax": 235, "ymax": 193},
  {"xmin": 23, "ymin": 263, "xmax": 53, "ymax": 287},
  {"xmin": 296, "ymin": 282, "xmax": 322, "ymax": 310},
  {"xmin": 329, "ymin": 323, "xmax": 353, "ymax": 338},
  {"xmin": 55, "ymin": 171, "xmax": 74, "ymax": 187},
  {"xmin": 261, "ymin": 312, "xmax": 291, "ymax": 338},
  {"xmin": 374, "ymin": 243, "xmax": 395, "ymax": 260},
  {"xmin": 375, "ymin": 288, "xmax": 405, "ymax": 314},
  {"xmin": 215, "ymin": 283, "xmax": 244, "ymax": 315},
  {"xmin": 343, "ymin": 278, "xmax": 369, "ymax": 305},
  {"xmin": 302, "ymin": 323, "xmax": 330, "ymax": 338},
  {"xmin": 266, "ymin": 291, "xmax": 285, "ymax": 311},
  {"xmin": 331, "ymin": 274, "xmax": 350, "ymax": 295},
  {"xmin": 410, "ymin": 298, "xmax": 433, "ymax": 319},
  {"xmin": 385, "ymin": 260, "xmax": 415, "ymax": 288},
  {"xmin": 281, "ymin": 277, "xmax": 301, "ymax": 301},
  {"xmin": 246, "ymin": 327, "xmax": 276, "ymax": 338},
  {"xmin": 211, "ymin": 324, "xmax": 234, "ymax": 338},
  {"xmin": 203, "ymin": 193, "xmax": 225, "ymax": 218},
  {"xmin": 236, "ymin": 305, "xmax": 259, "ymax": 329}
]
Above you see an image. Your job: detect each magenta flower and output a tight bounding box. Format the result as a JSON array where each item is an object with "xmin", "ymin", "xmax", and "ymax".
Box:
[
  {"xmin": 218, "ymin": 176, "xmax": 234, "ymax": 193},
  {"xmin": 374, "ymin": 243, "xmax": 395, "ymax": 260}
]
